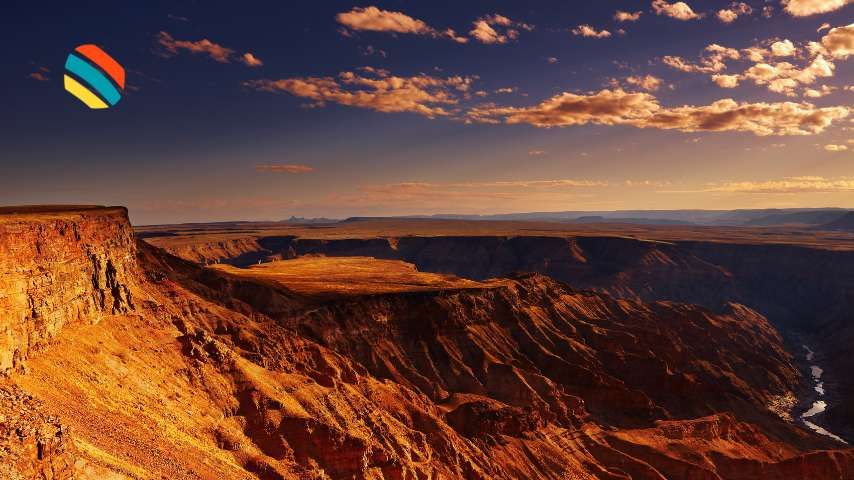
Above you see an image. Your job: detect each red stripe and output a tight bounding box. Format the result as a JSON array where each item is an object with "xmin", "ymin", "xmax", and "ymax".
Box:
[{"xmin": 75, "ymin": 44, "xmax": 125, "ymax": 90}]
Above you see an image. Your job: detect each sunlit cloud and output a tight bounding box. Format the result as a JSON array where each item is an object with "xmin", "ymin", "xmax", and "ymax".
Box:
[
  {"xmin": 783, "ymin": 0, "xmax": 852, "ymax": 17},
  {"xmin": 821, "ymin": 23, "xmax": 853, "ymax": 59},
  {"xmin": 469, "ymin": 14, "xmax": 533, "ymax": 44},
  {"xmin": 652, "ymin": 0, "xmax": 704, "ymax": 20},
  {"xmin": 704, "ymin": 176, "xmax": 854, "ymax": 193},
  {"xmin": 240, "ymin": 52, "xmax": 263, "ymax": 67},
  {"xmin": 717, "ymin": 2, "xmax": 753, "ymax": 23},
  {"xmin": 467, "ymin": 89, "xmax": 850, "ymax": 136},
  {"xmin": 824, "ymin": 144, "xmax": 849, "ymax": 151},
  {"xmin": 244, "ymin": 69, "xmax": 476, "ymax": 118},
  {"xmin": 571, "ymin": 25, "xmax": 612, "ymax": 38},
  {"xmin": 255, "ymin": 164, "xmax": 315, "ymax": 174},
  {"xmin": 155, "ymin": 32, "xmax": 262, "ymax": 67},
  {"xmin": 336, "ymin": 6, "xmax": 467, "ymax": 43},
  {"xmin": 626, "ymin": 74, "xmax": 663, "ymax": 91},
  {"xmin": 663, "ymin": 44, "xmax": 741, "ymax": 73},
  {"xmin": 615, "ymin": 10, "xmax": 643, "ymax": 22}
]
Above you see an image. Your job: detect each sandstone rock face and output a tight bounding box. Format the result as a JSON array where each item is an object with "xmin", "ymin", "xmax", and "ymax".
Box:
[
  {"xmin": 0, "ymin": 383, "xmax": 77, "ymax": 480},
  {"xmin": 2, "ymin": 208, "xmax": 854, "ymax": 479},
  {"xmin": 0, "ymin": 207, "xmax": 135, "ymax": 374}
]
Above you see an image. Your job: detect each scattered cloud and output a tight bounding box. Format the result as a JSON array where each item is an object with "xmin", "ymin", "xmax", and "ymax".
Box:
[
  {"xmin": 156, "ymin": 31, "xmax": 233, "ymax": 62},
  {"xmin": 167, "ymin": 13, "xmax": 189, "ymax": 22},
  {"xmin": 740, "ymin": 55, "xmax": 835, "ymax": 96},
  {"xmin": 824, "ymin": 144, "xmax": 849, "ymax": 151},
  {"xmin": 717, "ymin": 3, "xmax": 753, "ymax": 23},
  {"xmin": 528, "ymin": 150, "xmax": 547, "ymax": 156},
  {"xmin": 572, "ymin": 25, "xmax": 612, "ymax": 38},
  {"xmin": 626, "ymin": 74, "xmax": 663, "ymax": 91},
  {"xmin": 783, "ymin": 0, "xmax": 852, "ymax": 17},
  {"xmin": 712, "ymin": 74, "xmax": 740, "ymax": 88},
  {"xmin": 156, "ymin": 31, "xmax": 262, "ymax": 67},
  {"xmin": 255, "ymin": 164, "xmax": 315, "ymax": 174},
  {"xmin": 27, "ymin": 66, "xmax": 49, "ymax": 82},
  {"xmin": 706, "ymin": 176, "xmax": 854, "ymax": 193},
  {"xmin": 663, "ymin": 44, "xmax": 741, "ymax": 73},
  {"xmin": 652, "ymin": 1, "xmax": 704, "ymax": 20},
  {"xmin": 667, "ymin": 30, "xmax": 847, "ymax": 97},
  {"xmin": 359, "ymin": 45, "xmax": 387, "ymax": 57},
  {"xmin": 804, "ymin": 84, "xmax": 837, "ymax": 97},
  {"xmin": 336, "ymin": 6, "xmax": 467, "ymax": 43},
  {"xmin": 240, "ymin": 52, "xmax": 263, "ymax": 67},
  {"xmin": 469, "ymin": 14, "xmax": 534, "ymax": 44},
  {"xmin": 821, "ymin": 23, "xmax": 853, "ymax": 59},
  {"xmin": 467, "ymin": 88, "xmax": 850, "ymax": 136},
  {"xmin": 615, "ymin": 10, "xmax": 643, "ymax": 22},
  {"xmin": 244, "ymin": 69, "xmax": 476, "ymax": 118},
  {"xmin": 770, "ymin": 39, "xmax": 797, "ymax": 56}
]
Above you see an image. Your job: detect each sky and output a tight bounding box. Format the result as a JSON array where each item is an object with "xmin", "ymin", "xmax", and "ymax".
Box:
[{"xmin": 1, "ymin": 0, "xmax": 852, "ymax": 224}]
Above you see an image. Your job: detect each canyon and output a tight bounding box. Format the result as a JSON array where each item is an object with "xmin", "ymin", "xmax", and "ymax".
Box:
[{"xmin": 1, "ymin": 207, "xmax": 854, "ymax": 479}]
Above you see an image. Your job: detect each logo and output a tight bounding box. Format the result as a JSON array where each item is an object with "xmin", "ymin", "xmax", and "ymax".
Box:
[{"xmin": 64, "ymin": 45, "xmax": 125, "ymax": 109}]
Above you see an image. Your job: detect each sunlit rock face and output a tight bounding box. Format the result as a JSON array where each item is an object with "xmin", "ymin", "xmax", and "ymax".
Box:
[{"xmin": 1, "ymin": 207, "xmax": 853, "ymax": 479}]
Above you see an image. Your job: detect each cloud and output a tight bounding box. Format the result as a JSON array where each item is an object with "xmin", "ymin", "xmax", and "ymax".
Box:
[
  {"xmin": 804, "ymin": 84, "xmax": 837, "ymax": 97},
  {"xmin": 244, "ymin": 69, "xmax": 476, "ymax": 118},
  {"xmin": 652, "ymin": 1, "xmax": 704, "ymax": 20},
  {"xmin": 469, "ymin": 14, "xmax": 533, "ymax": 44},
  {"xmin": 824, "ymin": 144, "xmax": 849, "ymax": 151},
  {"xmin": 706, "ymin": 176, "xmax": 854, "ymax": 193},
  {"xmin": 240, "ymin": 52, "xmax": 263, "ymax": 67},
  {"xmin": 546, "ymin": 57, "xmax": 559, "ymax": 64},
  {"xmin": 156, "ymin": 32, "xmax": 261, "ymax": 66},
  {"xmin": 615, "ymin": 10, "xmax": 643, "ymax": 21},
  {"xmin": 156, "ymin": 31, "xmax": 233, "ymax": 62},
  {"xmin": 626, "ymin": 74, "xmax": 663, "ymax": 91},
  {"xmin": 717, "ymin": 2, "xmax": 754, "ymax": 23},
  {"xmin": 717, "ymin": 9, "xmax": 739, "ymax": 23},
  {"xmin": 783, "ymin": 0, "xmax": 851, "ymax": 16},
  {"xmin": 336, "ymin": 6, "xmax": 467, "ymax": 43},
  {"xmin": 663, "ymin": 44, "xmax": 741, "ymax": 73},
  {"xmin": 27, "ymin": 67, "xmax": 49, "ymax": 82},
  {"xmin": 740, "ymin": 55, "xmax": 835, "ymax": 95},
  {"xmin": 360, "ymin": 45, "xmax": 387, "ymax": 57},
  {"xmin": 255, "ymin": 164, "xmax": 315, "ymax": 174},
  {"xmin": 770, "ymin": 39, "xmax": 797, "ymax": 56},
  {"xmin": 528, "ymin": 150, "xmax": 547, "ymax": 156},
  {"xmin": 669, "ymin": 34, "xmax": 842, "ymax": 96},
  {"xmin": 571, "ymin": 25, "xmax": 612, "ymax": 38},
  {"xmin": 712, "ymin": 74, "xmax": 740, "ymax": 88},
  {"xmin": 821, "ymin": 23, "xmax": 853, "ymax": 59},
  {"xmin": 467, "ymin": 88, "xmax": 850, "ymax": 136}
]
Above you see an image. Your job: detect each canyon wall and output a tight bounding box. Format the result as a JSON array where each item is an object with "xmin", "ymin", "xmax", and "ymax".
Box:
[
  {"xmin": 0, "ymin": 207, "xmax": 136, "ymax": 375},
  {"xmin": 2, "ymin": 209, "xmax": 853, "ymax": 478}
]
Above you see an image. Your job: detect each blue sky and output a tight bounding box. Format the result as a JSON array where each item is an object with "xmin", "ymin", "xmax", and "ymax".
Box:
[{"xmin": 1, "ymin": 0, "xmax": 852, "ymax": 224}]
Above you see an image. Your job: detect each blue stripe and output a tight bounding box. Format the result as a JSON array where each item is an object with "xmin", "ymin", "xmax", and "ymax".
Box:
[{"xmin": 64, "ymin": 54, "xmax": 121, "ymax": 106}]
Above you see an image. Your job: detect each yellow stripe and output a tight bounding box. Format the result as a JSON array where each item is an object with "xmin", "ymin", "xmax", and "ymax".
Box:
[{"xmin": 64, "ymin": 74, "xmax": 109, "ymax": 109}]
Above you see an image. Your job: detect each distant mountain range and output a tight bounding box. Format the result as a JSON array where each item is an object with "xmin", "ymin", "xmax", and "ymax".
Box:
[
  {"xmin": 820, "ymin": 212, "xmax": 854, "ymax": 231},
  {"xmin": 341, "ymin": 208, "xmax": 853, "ymax": 227}
]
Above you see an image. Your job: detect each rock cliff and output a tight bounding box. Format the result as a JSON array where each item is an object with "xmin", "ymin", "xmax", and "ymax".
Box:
[{"xmin": 2, "ymin": 207, "xmax": 853, "ymax": 479}]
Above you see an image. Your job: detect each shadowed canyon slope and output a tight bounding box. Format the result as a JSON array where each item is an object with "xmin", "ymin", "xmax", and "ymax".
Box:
[{"xmin": 2, "ymin": 208, "xmax": 854, "ymax": 479}]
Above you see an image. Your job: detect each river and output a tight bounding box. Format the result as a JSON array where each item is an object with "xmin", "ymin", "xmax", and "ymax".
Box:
[{"xmin": 800, "ymin": 345, "xmax": 848, "ymax": 444}]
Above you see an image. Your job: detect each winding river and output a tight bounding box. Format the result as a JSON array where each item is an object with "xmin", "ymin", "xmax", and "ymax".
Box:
[{"xmin": 800, "ymin": 345, "xmax": 848, "ymax": 444}]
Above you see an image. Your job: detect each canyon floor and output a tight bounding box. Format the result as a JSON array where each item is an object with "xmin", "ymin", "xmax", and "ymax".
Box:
[{"xmin": 2, "ymin": 206, "xmax": 854, "ymax": 479}]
